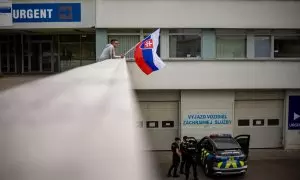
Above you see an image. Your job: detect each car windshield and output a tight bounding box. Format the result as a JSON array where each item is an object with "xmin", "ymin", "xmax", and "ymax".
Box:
[{"xmin": 212, "ymin": 137, "xmax": 241, "ymax": 150}]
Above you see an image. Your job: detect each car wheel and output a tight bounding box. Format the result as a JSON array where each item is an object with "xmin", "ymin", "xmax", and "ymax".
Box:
[
  {"xmin": 240, "ymin": 171, "xmax": 247, "ymax": 176},
  {"xmin": 204, "ymin": 161, "xmax": 212, "ymax": 177}
]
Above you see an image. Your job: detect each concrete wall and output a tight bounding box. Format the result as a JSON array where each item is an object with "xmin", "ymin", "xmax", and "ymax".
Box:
[
  {"xmin": 127, "ymin": 60, "xmax": 300, "ymax": 90},
  {"xmin": 285, "ymin": 90, "xmax": 300, "ymax": 150},
  {"xmin": 1, "ymin": 0, "xmax": 95, "ymax": 29},
  {"xmin": 96, "ymin": 0, "xmax": 300, "ymax": 28}
]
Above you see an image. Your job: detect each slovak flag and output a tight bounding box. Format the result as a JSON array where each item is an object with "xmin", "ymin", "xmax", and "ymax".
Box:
[{"xmin": 134, "ymin": 29, "xmax": 166, "ymax": 75}]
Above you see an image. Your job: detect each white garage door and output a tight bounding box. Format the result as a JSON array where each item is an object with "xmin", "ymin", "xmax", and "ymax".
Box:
[
  {"xmin": 138, "ymin": 101, "xmax": 179, "ymax": 150},
  {"xmin": 234, "ymin": 100, "xmax": 283, "ymax": 148}
]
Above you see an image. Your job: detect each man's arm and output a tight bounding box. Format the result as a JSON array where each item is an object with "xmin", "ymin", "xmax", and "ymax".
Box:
[
  {"xmin": 110, "ymin": 47, "xmax": 124, "ymax": 59},
  {"xmin": 176, "ymin": 147, "xmax": 181, "ymax": 156}
]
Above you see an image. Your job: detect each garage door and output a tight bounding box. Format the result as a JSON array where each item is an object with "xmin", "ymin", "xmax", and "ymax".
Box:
[
  {"xmin": 138, "ymin": 101, "xmax": 179, "ymax": 150},
  {"xmin": 234, "ymin": 100, "xmax": 283, "ymax": 148}
]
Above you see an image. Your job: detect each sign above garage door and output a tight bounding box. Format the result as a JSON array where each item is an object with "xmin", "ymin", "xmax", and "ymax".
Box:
[
  {"xmin": 183, "ymin": 110, "xmax": 232, "ymax": 128},
  {"xmin": 288, "ymin": 96, "xmax": 300, "ymax": 130}
]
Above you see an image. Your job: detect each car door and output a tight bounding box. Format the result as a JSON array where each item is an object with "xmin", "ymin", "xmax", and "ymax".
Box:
[
  {"xmin": 234, "ymin": 135, "xmax": 250, "ymax": 159},
  {"xmin": 196, "ymin": 137, "xmax": 206, "ymax": 165}
]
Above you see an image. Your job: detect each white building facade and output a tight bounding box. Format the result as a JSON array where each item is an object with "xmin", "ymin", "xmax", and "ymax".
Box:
[{"xmin": 1, "ymin": 0, "xmax": 300, "ymax": 150}]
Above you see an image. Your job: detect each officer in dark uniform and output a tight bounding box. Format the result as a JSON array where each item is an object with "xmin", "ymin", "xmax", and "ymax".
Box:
[
  {"xmin": 179, "ymin": 136, "xmax": 188, "ymax": 174},
  {"xmin": 167, "ymin": 137, "xmax": 181, "ymax": 178},
  {"xmin": 185, "ymin": 138, "xmax": 198, "ymax": 180}
]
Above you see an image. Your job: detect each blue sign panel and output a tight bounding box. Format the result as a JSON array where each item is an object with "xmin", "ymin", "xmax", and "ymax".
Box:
[
  {"xmin": 0, "ymin": 7, "xmax": 11, "ymax": 13},
  {"xmin": 12, "ymin": 3, "xmax": 81, "ymax": 23},
  {"xmin": 288, "ymin": 96, "xmax": 300, "ymax": 130}
]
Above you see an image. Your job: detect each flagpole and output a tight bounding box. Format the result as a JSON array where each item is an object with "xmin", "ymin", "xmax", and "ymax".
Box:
[
  {"xmin": 123, "ymin": 29, "xmax": 159, "ymax": 56},
  {"xmin": 124, "ymin": 45, "xmax": 137, "ymax": 56}
]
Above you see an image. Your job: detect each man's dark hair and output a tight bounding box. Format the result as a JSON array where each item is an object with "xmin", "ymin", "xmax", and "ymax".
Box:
[
  {"xmin": 175, "ymin": 137, "xmax": 181, "ymax": 141},
  {"xmin": 183, "ymin": 136, "xmax": 188, "ymax": 140},
  {"xmin": 110, "ymin": 39, "xmax": 118, "ymax": 44}
]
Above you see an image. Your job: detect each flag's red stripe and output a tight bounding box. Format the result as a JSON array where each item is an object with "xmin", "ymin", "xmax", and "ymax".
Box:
[{"xmin": 134, "ymin": 42, "xmax": 153, "ymax": 75}]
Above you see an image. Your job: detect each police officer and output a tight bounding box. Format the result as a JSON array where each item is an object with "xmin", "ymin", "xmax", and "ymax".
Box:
[
  {"xmin": 185, "ymin": 138, "xmax": 198, "ymax": 180},
  {"xmin": 179, "ymin": 136, "xmax": 188, "ymax": 174},
  {"xmin": 167, "ymin": 137, "xmax": 181, "ymax": 178}
]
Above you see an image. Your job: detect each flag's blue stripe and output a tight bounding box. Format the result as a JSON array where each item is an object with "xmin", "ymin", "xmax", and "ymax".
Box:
[
  {"xmin": 140, "ymin": 35, "xmax": 158, "ymax": 71},
  {"xmin": 0, "ymin": 7, "xmax": 11, "ymax": 13},
  {"xmin": 142, "ymin": 49, "xmax": 158, "ymax": 71}
]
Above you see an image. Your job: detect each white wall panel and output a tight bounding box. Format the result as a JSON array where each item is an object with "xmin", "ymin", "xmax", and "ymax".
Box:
[
  {"xmin": 127, "ymin": 61, "xmax": 300, "ymax": 90},
  {"xmin": 96, "ymin": 0, "xmax": 300, "ymax": 29}
]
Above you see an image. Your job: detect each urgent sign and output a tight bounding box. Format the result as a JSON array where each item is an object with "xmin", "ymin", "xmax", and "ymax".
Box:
[
  {"xmin": 12, "ymin": 3, "xmax": 81, "ymax": 23},
  {"xmin": 13, "ymin": 9, "xmax": 53, "ymax": 19}
]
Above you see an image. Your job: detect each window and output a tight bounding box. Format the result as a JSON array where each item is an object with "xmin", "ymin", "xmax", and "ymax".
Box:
[
  {"xmin": 238, "ymin": 119, "xmax": 250, "ymax": 126},
  {"xmin": 274, "ymin": 36, "xmax": 300, "ymax": 58},
  {"xmin": 59, "ymin": 43, "xmax": 81, "ymax": 71},
  {"xmin": 268, "ymin": 119, "xmax": 279, "ymax": 126},
  {"xmin": 216, "ymin": 35, "xmax": 246, "ymax": 58},
  {"xmin": 59, "ymin": 34, "xmax": 96, "ymax": 70},
  {"xmin": 108, "ymin": 35, "xmax": 140, "ymax": 59},
  {"xmin": 81, "ymin": 43, "xmax": 96, "ymax": 65},
  {"xmin": 253, "ymin": 119, "xmax": 265, "ymax": 126},
  {"xmin": 59, "ymin": 35, "xmax": 80, "ymax": 42},
  {"xmin": 255, "ymin": 36, "xmax": 271, "ymax": 58},
  {"xmin": 81, "ymin": 34, "xmax": 95, "ymax": 43},
  {"xmin": 81, "ymin": 34, "xmax": 96, "ymax": 65},
  {"xmin": 169, "ymin": 29, "xmax": 201, "ymax": 58}
]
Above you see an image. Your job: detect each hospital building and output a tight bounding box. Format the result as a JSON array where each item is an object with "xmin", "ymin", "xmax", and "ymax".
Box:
[{"xmin": 0, "ymin": 0, "xmax": 300, "ymax": 150}]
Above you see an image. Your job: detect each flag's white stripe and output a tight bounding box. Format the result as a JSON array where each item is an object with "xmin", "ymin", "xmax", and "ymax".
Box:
[{"xmin": 151, "ymin": 29, "xmax": 166, "ymax": 70}]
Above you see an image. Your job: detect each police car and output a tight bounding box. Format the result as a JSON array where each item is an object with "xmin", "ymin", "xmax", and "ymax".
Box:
[{"xmin": 196, "ymin": 134, "xmax": 250, "ymax": 177}]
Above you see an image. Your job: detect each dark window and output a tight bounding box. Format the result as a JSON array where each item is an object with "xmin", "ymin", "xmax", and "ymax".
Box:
[
  {"xmin": 60, "ymin": 35, "xmax": 80, "ymax": 42},
  {"xmin": 30, "ymin": 35, "xmax": 53, "ymax": 41},
  {"xmin": 274, "ymin": 36, "xmax": 300, "ymax": 58},
  {"xmin": 253, "ymin": 119, "xmax": 265, "ymax": 126},
  {"xmin": 146, "ymin": 121, "xmax": 158, "ymax": 128},
  {"xmin": 169, "ymin": 29, "xmax": 201, "ymax": 58},
  {"xmin": 268, "ymin": 119, "xmax": 280, "ymax": 126},
  {"xmin": 162, "ymin": 121, "xmax": 174, "ymax": 128},
  {"xmin": 238, "ymin": 119, "xmax": 250, "ymax": 126},
  {"xmin": 80, "ymin": 34, "xmax": 95, "ymax": 42}
]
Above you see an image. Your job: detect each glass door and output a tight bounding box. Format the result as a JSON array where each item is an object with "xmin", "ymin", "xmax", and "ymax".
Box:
[
  {"xmin": 0, "ymin": 40, "xmax": 17, "ymax": 73},
  {"xmin": 30, "ymin": 43, "xmax": 40, "ymax": 72},
  {"xmin": 41, "ymin": 42, "xmax": 53, "ymax": 72},
  {"xmin": 26, "ymin": 41, "xmax": 54, "ymax": 73}
]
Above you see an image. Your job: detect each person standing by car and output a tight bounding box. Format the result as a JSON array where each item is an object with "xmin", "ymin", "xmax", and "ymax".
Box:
[
  {"xmin": 167, "ymin": 137, "xmax": 181, "ymax": 178},
  {"xmin": 179, "ymin": 136, "xmax": 188, "ymax": 174},
  {"xmin": 185, "ymin": 139, "xmax": 198, "ymax": 180}
]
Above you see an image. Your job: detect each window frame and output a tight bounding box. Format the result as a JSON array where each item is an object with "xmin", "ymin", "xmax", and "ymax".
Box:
[
  {"xmin": 215, "ymin": 29, "xmax": 247, "ymax": 60},
  {"xmin": 215, "ymin": 35, "xmax": 247, "ymax": 60},
  {"xmin": 273, "ymin": 33, "xmax": 300, "ymax": 60},
  {"xmin": 168, "ymin": 28, "xmax": 202, "ymax": 60},
  {"xmin": 107, "ymin": 29, "xmax": 160, "ymax": 60}
]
